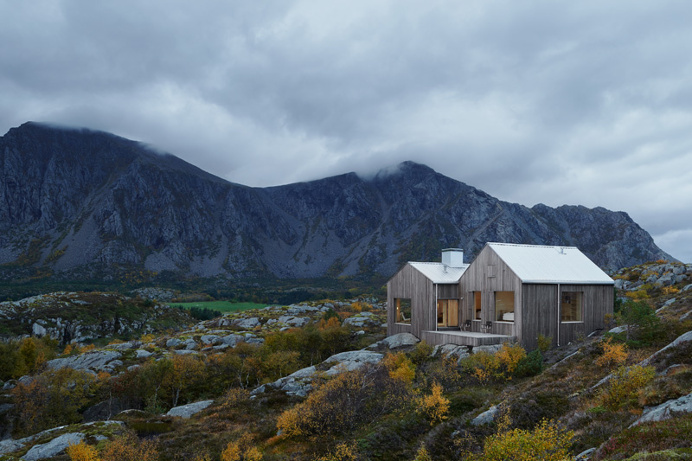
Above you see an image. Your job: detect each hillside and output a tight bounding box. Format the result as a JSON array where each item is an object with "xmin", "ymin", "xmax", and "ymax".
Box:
[
  {"xmin": 0, "ymin": 122, "xmax": 674, "ymax": 286},
  {"xmin": 0, "ymin": 263, "xmax": 691, "ymax": 460}
]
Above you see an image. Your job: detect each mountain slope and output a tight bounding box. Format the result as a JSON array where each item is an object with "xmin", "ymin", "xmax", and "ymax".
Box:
[{"xmin": 0, "ymin": 122, "xmax": 673, "ymax": 281}]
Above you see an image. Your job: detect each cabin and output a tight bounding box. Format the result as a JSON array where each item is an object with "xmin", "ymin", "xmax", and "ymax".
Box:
[
  {"xmin": 387, "ymin": 248, "xmax": 469, "ymax": 342},
  {"xmin": 387, "ymin": 243, "xmax": 614, "ymax": 350}
]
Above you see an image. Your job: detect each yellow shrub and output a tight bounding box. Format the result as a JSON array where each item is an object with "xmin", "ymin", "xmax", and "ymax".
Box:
[
  {"xmin": 537, "ymin": 334, "xmax": 552, "ymax": 353},
  {"xmin": 419, "ymin": 382, "xmax": 450, "ymax": 425},
  {"xmin": 316, "ymin": 442, "xmax": 359, "ymax": 461},
  {"xmin": 383, "ymin": 352, "xmax": 416, "ymax": 383},
  {"xmin": 221, "ymin": 433, "xmax": 262, "ymax": 461},
  {"xmin": 413, "ymin": 445, "xmax": 432, "ymax": 461},
  {"xmin": 630, "ymin": 289, "xmax": 649, "ymax": 300},
  {"xmin": 662, "ymin": 286, "xmax": 679, "ymax": 296},
  {"xmin": 100, "ymin": 432, "xmax": 158, "ymax": 461},
  {"xmin": 596, "ymin": 337, "xmax": 628, "ymax": 369},
  {"xmin": 467, "ymin": 343, "xmax": 527, "ymax": 382},
  {"xmin": 66, "ymin": 442, "xmax": 100, "ymax": 461},
  {"xmin": 598, "ymin": 365, "xmax": 656, "ymax": 411},
  {"xmin": 472, "ymin": 419, "xmax": 573, "ymax": 461}
]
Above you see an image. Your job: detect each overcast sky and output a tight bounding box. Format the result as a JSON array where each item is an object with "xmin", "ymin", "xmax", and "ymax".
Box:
[{"xmin": 1, "ymin": 1, "xmax": 691, "ymax": 263}]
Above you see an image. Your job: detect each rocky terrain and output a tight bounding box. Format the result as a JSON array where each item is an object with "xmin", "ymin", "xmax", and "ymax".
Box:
[
  {"xmin": 0, "ymin": 122, "xmax": 674, "ymax": 285},
  {"xmin": 0, "ymin": 273, "xmax": 690, "ymax": 459}
]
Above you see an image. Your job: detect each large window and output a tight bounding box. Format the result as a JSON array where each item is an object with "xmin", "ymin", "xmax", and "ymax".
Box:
[
  {"xmin": 495, "ymin": 291, "xmax": 515, "ymax": 322},
  {"xmin": 395, "ymin": 298, "xmax": 412, "ymax": 324},
  {"xmin": 561, "ymin": 291, "xmax": 583, "ymax": 322},
  {"xmin": 473, "ymin": 292, "xmax": 482, "ymax": 320},
  {"xmin": 437, "ymin": 299, "xmax": 459, "ymax": 327}
]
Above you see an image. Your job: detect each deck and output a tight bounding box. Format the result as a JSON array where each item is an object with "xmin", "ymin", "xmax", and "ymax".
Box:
[{"xmin": 421, "ymin": 330, "xmax": 516, "ymax": 347}]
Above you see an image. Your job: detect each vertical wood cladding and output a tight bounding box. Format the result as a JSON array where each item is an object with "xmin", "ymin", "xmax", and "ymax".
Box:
[
  {"xmin": 387, "ymin": 263, "xmax": 434, "ymax": 337},
  {"xmin": 459, "ymin": 246, "xmax": 522, "ymax": 340}
]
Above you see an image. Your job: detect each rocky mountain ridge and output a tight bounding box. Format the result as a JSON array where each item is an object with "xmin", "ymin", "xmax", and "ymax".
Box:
[{"xmin": 0, "ymin": 122, "xmax": 674, "ymax": 282}]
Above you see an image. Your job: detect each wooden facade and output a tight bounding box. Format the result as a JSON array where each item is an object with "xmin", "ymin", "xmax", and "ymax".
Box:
[
  {"xmin": 387, "ymin": 244, "xmax": 614, "ymax": 350},
  {"xmin": 387, "ymin": 263, "xmax": 461, "ymax": 338}
]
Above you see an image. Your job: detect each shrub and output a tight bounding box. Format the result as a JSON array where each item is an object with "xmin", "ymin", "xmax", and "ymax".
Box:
[
  {"xmin": 537, "ymin": 334, "xmax": 552, "ymax": 353},
  {"xmin": 617, "ymin": 300, "xmax": 665, "ymax": 345},
  {"xmin": 462, "ymin": 343, "xmax": 527, "ymax": 383},
  {"xmin": 514, "ymin": 349, "xmax": 544, "ymax": 378},
  {"xmin": 66, "ymin": 442, "xmax": 100, "ymax": 461},
  {"xmin": 276, "ymin": 364, "xmax": 413, "ymax": 438},
  {"xmin": 470, "ymin": 419, "xmax": 574, "ymax": 461},
  {"xmin": 221, "ymin": 434, "xmax": 263, "ymax": 461},
  {"xmin": 595, "ymin": 413, "xmax": 692, "ymax": 460},
  {"xmin": 418, "ymin": 382, "xmax": 450, "ymax": 426},
  {"xmin": 383, "ymin": 352, "xmax": 416, "ymax": 383},
  {"xmin": 595, "ymin": 337, "xmax": 628, "ymax": 369},
  {"xmin": 316, "ymin": 442, "xmax": 359, "ymax": 461},
  {"xmin": 100, "ymin": 431, "xmax": 159, "ymax": 461},
  {"xmin": 598, "ymin": 365, "xmax": 656, "ymax": 411}
]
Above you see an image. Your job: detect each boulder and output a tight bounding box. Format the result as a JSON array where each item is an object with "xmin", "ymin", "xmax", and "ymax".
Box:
[
  {"xmin": 0, "ymin": 439, "xmax": 23, "ymax": 455},
  {"xmin": 680, "ymin": 311, "xmax": 692, "ymax": 322},
  {"xmin": 23, "ymin": 432, "xmax": 85, "ymax": 460},
  {"xmin": 473, "ymin": 344, "xmax": 503, "ymax": 354},
  {"xmin": 682, "ymin": 284, "xmax": 692, "ymax": 293},
  {"xmin": 608, "ymin": 326, "xmax": 627, "ymax": 334},
  {"xmin": 471, "ymin": 405, "xmax": 499, "ymax": 426},
  {"xmin": 233, "ymin": 317, "xmax": 260, "ymax": 329},
  {"xmin": 166, "ymin": 338, "xmax": 182, "ymax": 348},
  {"xmin": 200, "ymin": 335, "xmax": 221, "ymax": 345},
  {"xmin": 46, "ymin": 350, "xmax": 122, "ymax": 373},
  {"xmin": 135, "ymin": 349, "xmax": 153, "ymax": 358},
  {"xmin": 433, "ymin": 344, "xmax": 470, "ymax": 361},
  {"xmin": 166, "ymin": 399, "xmax": 214, "ymax": 418},
  {"xmin": 219, "ymin": 334, "xmax": 244, "ymax": 347},
  {"xmin": 368, "ymin": 333, "xmax": 420, "ymax": 350},
  {"xmin": 575, "ymin": 448, "xmax": 597, "ymax": 460},
  {"xmin": 631, "ymin": 391, "xmax": 692, "ymax": 426},
  {"xmin": 324, "ymin": 350, "xmax": 383, "ymax": 375}
]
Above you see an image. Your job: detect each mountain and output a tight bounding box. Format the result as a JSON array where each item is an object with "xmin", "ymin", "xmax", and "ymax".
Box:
[{"xmin": 0, "ymin": 122, "xmax": 674, "ymax": 282}]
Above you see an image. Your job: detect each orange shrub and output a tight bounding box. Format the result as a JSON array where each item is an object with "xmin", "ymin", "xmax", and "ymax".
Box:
[{"xmin": 596, "ymin": 337, "xmax": 628, "ymax": 369}]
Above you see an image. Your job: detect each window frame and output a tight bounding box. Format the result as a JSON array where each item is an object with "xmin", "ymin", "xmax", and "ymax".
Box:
[
  {"xmin": 395, "ymin": 298, "xmax": 412, "ymax": 324},
  {"xmin": 494, "ymin": 291, "xmax": 515, "ymax": 323},
  {"xmin": 560, "ymin": 291, "xmax": 584, "ymax": 323}
]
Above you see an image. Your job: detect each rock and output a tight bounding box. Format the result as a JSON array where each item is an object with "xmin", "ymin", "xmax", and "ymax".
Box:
[
  {"xmin": 46, "ymin": 350, "xmax": 122, "ymax": 372},
  {"xmin": 609, "ymin": 326, "xmax": 627, "ymax": 334},
  {"xmin": 368, "ymin": 333, "xmax": 420, "ymax": 350},
  {"xmin": 682, "ymin": 284, "xmax": 692, "ymax": 292},
  {"xmin": 166, "ymin": 338, "xmax": 182, "ymax": 348},
  {"xmin": 135, "ymin": 349, "xmax": 153, "ymax": 358},
  {"xmin": 473, "ymin": 344, "xmax": 503, "ymax": 354},
  {"xmin": 680, "ymin": 311, "xmax": 692, "ymax": 322},
  {"xmin": 166, "ymin": 399, "xmax": 214, "ymax": 418},
  {"xmin": 108, "ymin": 341, "xmax": 139, "ymax": 350},
  {"xmin": 184, "ymin": 339, "xmax": 197, "ymax": 350},
  {"xmin": 32, "ymin": 322, "xmax": 47, "ymax": 337},
  {"xmin": 233, "ymin": 317, "xmax": 260, "ymax": 329},
  {"xmin": 200, "ymin": 335, "xmax": 221, "ymax": 345},
  {"xmin": 2, "ymin": 380, "xmax": 16, "ymax": 391},
  {"xmin": 575, "ymin": 448, "xmax": 597, "ymax": 460},
  {"xmin": 324, "ymin": 350, "xmax": 383, "ymax": 375},
  {"xmin": 631, "ymin": 391, "xmax": 692, "ymax": 426},
  {"xmin": 219, "ymin": 334, "xmax": 244, "ymax": 346},
  {"xmin": 432, "ymin": 344, "xmax": 470, "ymax": 361},
  {"xmin": 0, "ymin": 439, "xmax": 23, "ymax": 455},
  {"xmin": 245, "ymin": 337, "xmax": 265, "ymax": 345},
  {"xmin": 173, "ymin": 349, "xmax": 197, "ymax": 355},
  {"xmin": 342, "ymin": 314, "xmax": 380, "ymax": 328},
  {"xmin": 471, "ymin": 405, "xmax": 499, "ymax": 426},
  {"xmin": 23, "ymin": 432, "xmax": 85, "ymax": 460}
]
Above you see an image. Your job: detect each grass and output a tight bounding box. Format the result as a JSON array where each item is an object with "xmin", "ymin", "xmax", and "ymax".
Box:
[{"xmin": 170, "ymin": 301, "xmax": 268, "ymax": 313}]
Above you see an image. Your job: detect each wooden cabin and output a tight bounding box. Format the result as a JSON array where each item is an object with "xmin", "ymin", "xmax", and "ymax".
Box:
[
  {"xmin": 387, "ymin": 249, "xmax": 469, "ymax": 341},
  {"xmin": 387, "ymin": 243, "xmax": 614, "ymax": 350}
]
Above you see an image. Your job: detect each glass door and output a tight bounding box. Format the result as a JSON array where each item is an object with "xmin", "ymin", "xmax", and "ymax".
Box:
[{"xmin": 437, "ymin": 299, "xmax": 459, "ymax": 327}]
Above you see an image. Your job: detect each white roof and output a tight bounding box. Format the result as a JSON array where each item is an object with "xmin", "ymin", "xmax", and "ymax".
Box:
[
  {"xmin": 487, "ymin": 243, "xmax": 614, "ymax": 284},
  {"xmin": 409, "ymin": 262, "xmax": 469, "ymax": 284}
]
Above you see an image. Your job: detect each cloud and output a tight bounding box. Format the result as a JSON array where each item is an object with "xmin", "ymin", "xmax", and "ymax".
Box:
[{"xmin": 1, "ymin": 0, "xmax": 692, "ymax": 261}]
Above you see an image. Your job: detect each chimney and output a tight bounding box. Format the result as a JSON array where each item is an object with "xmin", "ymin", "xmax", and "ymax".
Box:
[{"xmin": 441, "ymin": 248, "xmax": 464, "ymax": 267}]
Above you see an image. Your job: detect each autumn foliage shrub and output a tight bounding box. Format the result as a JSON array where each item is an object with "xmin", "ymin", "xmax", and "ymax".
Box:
[
  {"xmin": 461, "ymin": 343, "xmax": 527, "ymax": 383},
  {"xmin": 418, "ymin": 382, "xmax": 450, "ymax": 425},
  {"xmin": 595, "ymin": 337, "xmax": 628, "ymax": 369},
  {"xmin": 66, "ymin": 442, "xmax": 99, "ymax": 461},
  {"xmin": 597, "ymin": 365, "xmax": 656, "ymax": 411},
  {"xmin": 276, "ymin": 364, "xmax": 413, "ymax": 438},
  {"xmin": 220, "ymin": 433, "xmax": 263, "ymax": 461},
  {"xmin": 470, "ymin": 416, "xmax": 574, "ymax": 461}
]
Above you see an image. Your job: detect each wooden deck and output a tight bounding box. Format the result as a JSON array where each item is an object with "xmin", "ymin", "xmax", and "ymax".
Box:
[{"xmin": 421, "ymin": 330, "xmax": 516, "ymax": 347}]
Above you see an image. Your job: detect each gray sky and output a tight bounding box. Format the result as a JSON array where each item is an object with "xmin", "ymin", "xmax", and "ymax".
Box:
[{"xmin": 2, "ymin": 1, "xmax": 691, "ymax": 263}]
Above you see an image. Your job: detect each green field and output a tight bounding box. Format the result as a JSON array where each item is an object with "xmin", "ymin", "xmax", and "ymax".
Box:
[{"xmin": 170, "ymin": 301, "xmax": 268, "ymax": 313}]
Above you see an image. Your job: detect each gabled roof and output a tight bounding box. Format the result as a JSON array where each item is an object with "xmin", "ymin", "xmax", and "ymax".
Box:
[
  {"xmin": 487, "ymin": 243, "xmax": 614, "ymax": 284},
  {"xmin": 409, "ymin": 262, "xmax": 469, "ymax": 284}
]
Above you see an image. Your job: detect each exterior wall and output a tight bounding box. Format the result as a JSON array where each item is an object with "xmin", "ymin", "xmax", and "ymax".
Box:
[
  {"xmin": 459, "ymin": 246, "xmax": 523, "ymax": 340},
  {"xmin": 387, "ymin": 263, "xmax": 434, "ymax": 337},
  {"xmin": 520, "ymin": 283, "xmax": 614, "ymax": 350}
]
